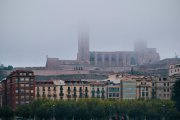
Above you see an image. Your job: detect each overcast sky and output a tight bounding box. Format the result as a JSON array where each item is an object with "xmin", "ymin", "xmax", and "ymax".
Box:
[{"xmin": 0, "ymin": 0, "xmax": 180, "ymax": 67}]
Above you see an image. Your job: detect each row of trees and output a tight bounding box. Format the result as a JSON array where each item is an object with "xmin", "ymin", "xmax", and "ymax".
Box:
[
  {"xmin": 1, "ymin": 99, "xmax": 179, "ymax": 120},
  {"xmin": 0, "ymin": 65, "xmax": 13, "ymax": 70}
]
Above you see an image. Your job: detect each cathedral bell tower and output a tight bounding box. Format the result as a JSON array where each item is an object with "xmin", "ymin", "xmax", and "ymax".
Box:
[{"xmin": 77, "ymin": 25, "xmax": 90, "ymax": 64}]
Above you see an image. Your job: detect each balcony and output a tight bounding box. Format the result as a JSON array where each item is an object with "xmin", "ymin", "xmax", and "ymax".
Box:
[
  {"xmin": 67, "ymin": 89, "xmax": 71, "ymax": 92},
  {"xmin": 42, "ymin": 94, "xmax": 46, "ymax": 98},
  {"xmin": 79, "ymin": 93, "xmax": 83, "ymax": 98},
  {"xmin": 53, "ymin": 94, "xmax": 57, "ymax": 98},
  {"xmin": 85, "ymin": 89, "xmax": 88, "ymax": 92},
  {"xmin": 66, "ymin": 94, "xmax": 71, "ymax": 98},
  {"xmin": 60, "ymin": 87, "xmax": 63, "ymax": 91},
  {"xmin": 59, "ymin": 93, "xmax": 64, "ymax": 96},
  {"xmin": 73, "ymin": 88, "xmax": 77, "ymax": 92},
  {"xmin": 48, "ymin": 94, "xmax": 51, "ymax": 98},
  {"xmin": 85, "ymin": 94, "xmax": 89, "ymax": 98},
  {"xmin": 73, "ymin": 94, "xmax": 77, "ymax": 98},
  {"xmin": 36, "ymin": 94, "xmax": 40, "ymax": 97}
]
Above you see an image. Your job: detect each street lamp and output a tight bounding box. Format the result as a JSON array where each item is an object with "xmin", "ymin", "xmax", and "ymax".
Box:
[
  {"xmin": 162, "ymin": 104, "xmax": 166, "ymax": 120},
  {"xmin": 109, "ymin": 104, "xmax": 112, "ymax": 120},
  {"xmin": 53, "ymin": 105, "xmax": 55, "ymax": 120}
]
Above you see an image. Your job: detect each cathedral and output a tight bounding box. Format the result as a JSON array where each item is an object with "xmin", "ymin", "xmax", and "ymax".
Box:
[{"xmin": 46, "ymin": 29, "xmax": 160, "ymax": 72}]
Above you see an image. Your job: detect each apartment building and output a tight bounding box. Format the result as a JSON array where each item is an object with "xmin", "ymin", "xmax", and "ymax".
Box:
[
  {"xmin": 121, "ymin": 79, "xmax": 137, "ymax": 100},
  {"xmin": 3, "ymin": 70, "xmax": 35, "ymax": 109},
  {"xmin": 153, "ymin": 77, "xmax": 175, "ymax": 100},
  {"xmin": 169, "ymin": 64, "xmax": 180, "ymax": 77},
  {"xmin": 35, "ymin": 80, "xmax": 65, "ymax": 100}
]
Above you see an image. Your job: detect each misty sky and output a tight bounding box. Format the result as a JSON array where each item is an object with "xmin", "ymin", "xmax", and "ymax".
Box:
[{"xmin": 0, "ymin": 0, "xmax": 180, "ymax": 67}]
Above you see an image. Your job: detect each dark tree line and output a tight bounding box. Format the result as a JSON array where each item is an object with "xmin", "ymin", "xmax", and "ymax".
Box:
[
  {"xmin": 1, "ymin": 99, "xmax": 179, "ymax": 120},
  {"xmin": 172, "ymin": 78, "xmax": 180, "ymax": 111}
]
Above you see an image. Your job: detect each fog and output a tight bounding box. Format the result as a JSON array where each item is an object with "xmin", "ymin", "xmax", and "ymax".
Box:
[{"xmin": 0, "ymin": 0, "xmax": 180, "ymax": 67}]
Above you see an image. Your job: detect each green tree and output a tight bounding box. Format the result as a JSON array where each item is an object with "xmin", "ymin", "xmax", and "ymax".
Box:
[
  {"xmin": 0, "ymin": 106, "xmax": 14, "ymax": 119},
  {"xmin": 15, "ymin": 105, "xmax": 33, "ymax": 119},
  {"xmin": 172, "ymin": 78, "xmax": 180, "ymax": 111}
]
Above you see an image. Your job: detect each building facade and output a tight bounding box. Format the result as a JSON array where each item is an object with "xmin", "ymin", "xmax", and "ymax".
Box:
[
  {"xmin": 65, "ymin": 80, "xmax": 91, "ymax": 100},
  {"xmin": 90, "ymin": 82, "xmax": 106, "ymax": 99},
  {"xmin": 153, "ymin": 77, "xmax": 175, "ymax": 100},
  {"xmin": 35, "ymin": 80, "xmax": 65, "ymax": 100},
  {"xmin": 3, "ymin": 70, "xmax": 35, "ymax": 109},
  {"xmin": 169, "ymin": 64, "xmax": 180, "ymax": 77},
  {"xmin": 121, "ymin": 79, "xmax": 137, "ymax": 100},
  {"xmin": 35, "ymin": 80, "xmax": 91, "ymax": 100},
  {"xmin": 136, "ymin": 78, "xmax": 152, "ymax": 100},
  {"xmin": 106, "ymin": 84, "xmax": 121, "ymax": 99}
]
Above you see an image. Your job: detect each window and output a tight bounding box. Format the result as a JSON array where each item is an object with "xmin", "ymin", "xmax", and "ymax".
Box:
[
  {"xmin": 29, "ymin": 73, "xmax": 32, "ymax": 76},
  {"xmin": 20, "ymin": 78, "xmax": 24, "ymax": 82},
  {"xmin": 16, "ymin": 90, "xmax": 18, "ymax": 93},
  {"xmin": 21, "ymin": 96, "xmax": 25, "ymax": 99},
  {"xmin": 142, "ymin": 92, "xmax": 145, "ymax": 97},
  {"xmin": 26, "ymin": 90, "xmax": 29, "ymax": 93},
  {"xmin": 164, "ymin": 83, "xmax": 166, "ymax": 86},
  {"xmin": 26, "ymin": 96, "xmax": 29, "ymax": 99},
  {"xmin": 25, "ymin": 78, "xmax": 29, "ymax": 82},
  {"xmin": 54, "ymin": 87, "xmax": 56, "ymax": 91},
  {"xmin": 164, "ymin": 89, "xmax": 166, "ymax": 92},
  {"xmin": 21, "ymin": 101, "xmax": 25, "ymax": 104},
  {"xmin": 31, "ymin": 90, "xmax": 34, "ymax": 93},
  {"xmin": 48, "ymin": 87, "xmax": 50, "ymax": 91},
  {"xmin": 20, "ymin": 89, "xmax": 24, "ymax": 93}
]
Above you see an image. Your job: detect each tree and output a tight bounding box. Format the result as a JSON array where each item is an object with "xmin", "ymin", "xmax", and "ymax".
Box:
[
  {"xmin": 0, "ymin": 106, "xmax": 14, "ymax": 119},
  {"xmin": 172, "ymin": 78, "xmax": 180, "ymax": 111},
  {"xmin": 15, "ymin": 105, "xmax": 33, "ymax": 119}
]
